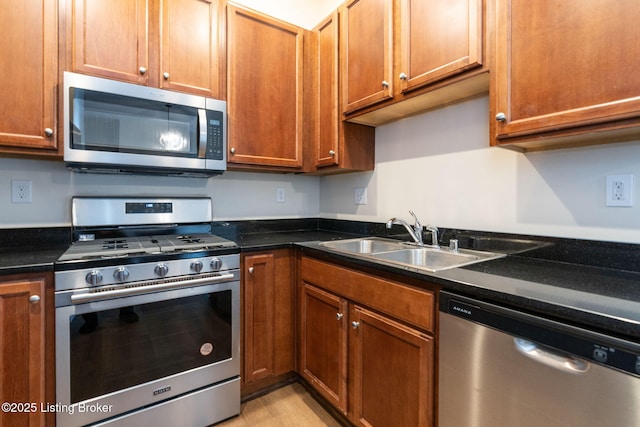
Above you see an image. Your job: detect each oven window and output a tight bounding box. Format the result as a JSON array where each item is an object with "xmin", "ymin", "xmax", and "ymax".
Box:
[{"xmin": 69, "ymin": 291, "xmax": 232, "ymax": 404}]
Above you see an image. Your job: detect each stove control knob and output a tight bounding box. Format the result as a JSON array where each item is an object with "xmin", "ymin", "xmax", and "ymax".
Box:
[
  {"xmin": 155, "ymin": 263, "xmax": 169, "ymax": 277},
  {"xmin": 113, "ymin": 267, "xmax": 130, "ymax": 282},
  {"xmin": 210, "ymin": 258, "xmax": 223, "ymax": 271},
  {"xmin": 190, "ymin": 260, "xmax": 204, "ymax": 273},
  {"xmin": 85, "ymin": 270, "xmax": 103, "ymax": 286}
]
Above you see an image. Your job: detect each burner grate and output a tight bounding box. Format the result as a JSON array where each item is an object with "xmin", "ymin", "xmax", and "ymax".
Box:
[{"xmin": 102, "ymin": 240, "xmax": 130, "ymax": 250}]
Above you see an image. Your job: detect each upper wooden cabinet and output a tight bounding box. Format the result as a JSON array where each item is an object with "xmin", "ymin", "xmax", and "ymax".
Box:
[
  {"xmin": 65, "ymin": 0, "xmax": 223, "ymax": 97},
  {"xmin": 306, "ymin": 11, "xmax": 375, "ymax": 173},
  {"xmin": 226, "ymin": 4, "xmax": 304, "ymax": 170},
  {"xmin": 491, "ymin": 0, "xmax": 640, "ymax": 151},
  {"xmin": 342, "ymin": 0, "xmax": 489, "ymax": 126},
  {"xmin": 340, "ymin": 0, "xmax": 394, "ymax": 114},
  {"xmin": 0, "ymin": 0, "xmax": 58, "ymax": 156},
  {"xmin": 398, "ymin": 0, "xmax": 483, "ymax": 93}
]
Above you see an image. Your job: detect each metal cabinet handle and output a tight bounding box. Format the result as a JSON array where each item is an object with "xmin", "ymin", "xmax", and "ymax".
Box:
[
  {"xmin": 248, "ymin": 266, "xmax": 254, "ymax": 274},
  {"xmin": 336, "ymin": 313, "xmax": 343, "ymax": 320},
  {"xmin": 329, "ymin": 150, "xmax": 336, "ymax": 157},
  {"xmin": 139, "ymin": 67, "xmax": 147, "ymax": 75},
  {"xmin": 495, "ymin": 112, "xmax": 507, "ymax": 122},
  {"xmin": 44, "ymin": 128, "xmax": 53, "ymax": 137},
  {"xmin": 230, "ymin": 147, "xmax": 236, "ymax": 154},
  {"xmin": 29, "ymin": 295, "xmax": 40, "ymax": 304},
  {"xmin": 381, "ymin": 80, "xmax": 389, "ymax": 88},
  {"xmin": 351, "ymin": 321, "xmax": 360, "ymax": 329},
  {"xmin": 163, "ymin": 72, "xmax": 170, "ymax": 80},
  {"xmin": 399, "ymin": 72, "xmax": 407, "ymax": 80}
]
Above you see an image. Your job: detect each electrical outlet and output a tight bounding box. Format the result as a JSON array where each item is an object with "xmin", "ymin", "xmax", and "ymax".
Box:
[
  {"xmin": 354, "ymin": 188, "xmax": 367, "ymax": 205},
  {"xmin": 11, "ymin": 179, "xmax": 32, "ymax": 204},
  {"xmin": 606, "ymin": 174, "xmax": 633, "ymax": 207},
  {"xmin": 276, "ymin": 187, "xmax": 286, "ymax": 203}
]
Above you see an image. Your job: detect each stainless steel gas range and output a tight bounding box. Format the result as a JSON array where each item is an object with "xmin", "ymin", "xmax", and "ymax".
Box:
[{"xmin": 54, "ymin": 197, "xmax": 240, "ymax": 427}]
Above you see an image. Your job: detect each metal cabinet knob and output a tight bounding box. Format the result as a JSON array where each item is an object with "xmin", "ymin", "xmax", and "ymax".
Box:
[
  {"xmin": 336, "ymin": 313, "xmax": 343, "ymax": 320},
  {"xmin": 495, "ymin": 112, "xmax": 507, "ymax": 122},
  {"xmin": 329, "ymin": 150, "xmax": 336, "ymax": 157},
  {"xmin": 248, "ymin": 266, "xmax": 255, "ymax": 274},
  {"xmin": 351, "ymin": 321, "xmax": 360, "ymax": 329},
  {"xmin": 381, "ymin": 80, "xmax": 389, "ymax": 88},
  {"xmin": 230, "ymin": 147, "xmax": 236, "ymax": 154},
  {"xmin": 399, "ymin": 72, "xmax": 407, "ymax": 80},
  {"xmin": 163, "ymin": 72, "xmax": 170, "ymax": 80},
  {"xmin": 139, "ymin": 67, "xmax": 147, "ymax": 75},
  {"xmin": 44, "ymin": 128, "xmax": 53, "ymax": 137},
  {"xmin": 29, "ymin": 295, "xmax": 40, "ymax": 304}
]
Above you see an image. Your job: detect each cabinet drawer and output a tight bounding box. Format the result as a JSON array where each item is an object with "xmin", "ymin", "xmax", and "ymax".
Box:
[{"xmin": 301, "ymin": 256, "xmax": 435, "ymax": 332}]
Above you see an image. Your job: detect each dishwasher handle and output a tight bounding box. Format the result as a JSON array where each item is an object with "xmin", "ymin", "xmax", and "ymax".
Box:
[{"xmin": 514, "ymin": 338, "xmax": 590, "ymax": 374}]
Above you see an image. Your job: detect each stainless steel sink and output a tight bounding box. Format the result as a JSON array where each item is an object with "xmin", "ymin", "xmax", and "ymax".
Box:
[
  {"xmin": 319, "ymin": 237, "xmax": 505, "ymax": 272},
  {"xmin": 370, "ymin": 247, "xmax": 500, "ymax": 272},
  {"xmin": 320, "ymin": 237, "xmax": 405, "ymax": 254}
]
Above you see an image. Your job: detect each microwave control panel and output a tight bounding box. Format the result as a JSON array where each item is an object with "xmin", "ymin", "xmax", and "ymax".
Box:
[{"xmin": 206, "ymin": 110, "xmax": 225, "ymax": 160}]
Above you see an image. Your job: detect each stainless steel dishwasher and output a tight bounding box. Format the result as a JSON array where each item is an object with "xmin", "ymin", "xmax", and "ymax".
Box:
[{"xmin": 438, "ymin": 291, "xmax": 640, "ymax": 427}]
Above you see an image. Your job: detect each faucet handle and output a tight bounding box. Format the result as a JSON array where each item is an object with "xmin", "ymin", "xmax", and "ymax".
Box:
[{"xmin": 409, "ymin": 210, "xmax": 422, "ymax": 230}]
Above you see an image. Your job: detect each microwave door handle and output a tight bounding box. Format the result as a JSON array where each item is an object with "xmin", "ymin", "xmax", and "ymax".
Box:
[{"xmin": 197, "ymin": 109, "xmax": 207, "ymax": 158}]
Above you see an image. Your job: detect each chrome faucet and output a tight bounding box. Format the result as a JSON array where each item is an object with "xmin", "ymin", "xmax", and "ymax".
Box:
[
  {"xmin": 425, "ymin": 225, "xmax": 440, "ymax": 249},
  {"xmin": 386, "ymin": 210, "xmax": 424, "ymax": 245}
]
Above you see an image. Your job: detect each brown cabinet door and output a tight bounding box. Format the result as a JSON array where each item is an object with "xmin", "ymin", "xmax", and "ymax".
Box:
[
  {"xmin": 159, "ymin": 0, "xmax": 222, "ymax": 97},
  {"xmin": 341, "ymin": 0, "xmax": 394, "ymax": 114},
  {"xmin": 0, "ymin": 0, "xmax": 58, "ymax": 154},
  {"xmin": 243, "ymin": 253, "xmax": 275, "ymax": 382},
  {"xmin": 69, "ymin": 0, "xmax": 149, "ymax": 84},
  {"xmin": 0, "ymin": 278, "xmax": 46, "ymax": 427},
  {"xmin": 493, "ymin": 0, "xmax": 640, "ymax": 146},
  {"xmin": 226, "ymin": 5, "xmax": 304, "ymax": 169},
  {"xmin": 314, "ymin": 12, "xmax": 340, "ymax": 168},
  {"xmin": 350, "ymin": 305, "xmax": 434, "ymax": 427},
  {"xmin": 299, "ymin": 283, "xmax": 348, "ymax": 414},
  {"xmin": 398, "ymin": 0, "xmax": 483, "ymax": 93},
  {"xmin": 242, "ymin": 250, "xmax": 295, "ymax": 388}
]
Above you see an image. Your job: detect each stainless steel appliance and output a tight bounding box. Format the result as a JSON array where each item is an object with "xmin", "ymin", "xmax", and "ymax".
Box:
[
  {"xmin": 55, "ymin": 197, "xmax": 240, "ymax": 427},
  {"xmin": 439, "ymin": 291, "xmax": 640, "ymax": 427},
  {"xmin": 63, "ymin": 72, "xmax": 227, "ymax": 177}
]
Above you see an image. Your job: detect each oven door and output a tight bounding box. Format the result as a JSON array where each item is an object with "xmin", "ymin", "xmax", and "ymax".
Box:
[{"xmin": 55, "ymin": 280, "xmax": 239, "ymax": 427}]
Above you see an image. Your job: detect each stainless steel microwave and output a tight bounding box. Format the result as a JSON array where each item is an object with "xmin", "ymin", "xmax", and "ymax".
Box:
[{"xmin": 63, "ymin": 72, "xmax": 227, "ymax": 177}]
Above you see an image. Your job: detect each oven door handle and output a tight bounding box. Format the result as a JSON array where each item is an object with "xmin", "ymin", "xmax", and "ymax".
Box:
[{"xmin": 70, "ymin": 273, "xmax": 236, "ymax": 304}]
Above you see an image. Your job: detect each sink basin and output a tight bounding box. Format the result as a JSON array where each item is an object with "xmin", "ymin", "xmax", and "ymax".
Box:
[
  {"xmin": 320, "ymin": 237, "xmax": 404, "ymax": 254},
  {"xmin": 371, "ymin": 247, "xmax": 490, "ymax": 272},
  {"xmin": 319, "ymin": 237, "xmax": 504, "ymax": 272}
]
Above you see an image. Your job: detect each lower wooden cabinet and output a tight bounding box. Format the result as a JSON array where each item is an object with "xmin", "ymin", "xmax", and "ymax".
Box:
[
  {"xmin": 350, "ymin": 305, "xmax": 434, "ymax": 427},
  {"xmin": 298, "ymin": 255, "xmax": 437, "ymax": 426},
  {"xmin": 241, "ymin": 249, "xmax": 296, "ymax": 395},
  {"xmin": 0, "ymin": 272, "xmax": 54, "ymax": 427}
]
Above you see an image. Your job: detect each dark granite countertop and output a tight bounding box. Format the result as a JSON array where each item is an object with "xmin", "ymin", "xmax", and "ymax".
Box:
[
  {"xmin": 2, "ymin": 220, "xmax": 639, "ymax": 342},
  {"xmin": 0, "ymin": 227, "xmax": 70, "ymax": 275}
]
